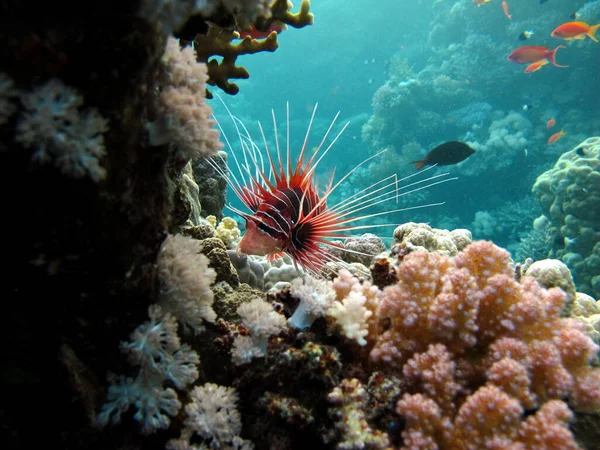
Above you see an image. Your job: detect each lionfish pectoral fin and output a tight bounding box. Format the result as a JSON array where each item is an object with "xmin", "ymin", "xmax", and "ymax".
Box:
[{"xmin": 267, "ymin": 251, "xmax": 286, "ymax": 263}]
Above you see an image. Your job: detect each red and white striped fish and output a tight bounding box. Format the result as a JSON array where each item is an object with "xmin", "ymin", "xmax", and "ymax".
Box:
[{"xmin": 211, "ymin": 101, "xmax": 454, "ymax": 276}]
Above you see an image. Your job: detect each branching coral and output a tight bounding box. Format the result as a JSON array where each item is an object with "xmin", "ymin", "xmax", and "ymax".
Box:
[
  {"xmin": 327, "ymin": 378, "xmax": 392, "ymax": 450},
  {"xmin": 370, "ymin": 240, "xmax": 600, "ymax": 448},
  {"xmin": 397, "ymin": 384, "xmax": 579, "ymax": 450},
  {"xmin": 254, "ymin": 0, "xmax": 313, "ymax": 30},
  {"xmin": 193, "ymin": 0, "xmax": 314, "ymax": 95},
  {"xmin": 328, "ymin": 269, "xmax": 381, "ymax": 347},
  {"xmin": 327, "ymin": 290, "xmax": 373, "ymax": 347},
  {"xmin": 286, "ymin": 269, "xmax": 380, "ymax": 346},
  {"xmin": 194, "ymin": 25, "xmax": 278, "ymax": 95}
]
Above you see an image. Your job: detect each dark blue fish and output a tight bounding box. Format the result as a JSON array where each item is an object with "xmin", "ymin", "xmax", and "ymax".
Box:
[{"xmin": 411, "ymin": 141, "xmax": 475, "ymax": 169}]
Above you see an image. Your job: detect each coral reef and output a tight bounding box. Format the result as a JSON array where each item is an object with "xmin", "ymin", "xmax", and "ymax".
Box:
[
  {"xmin": 193, "ymin": 0, "xmax": 314, "ymax": 95},
  {"xmin": 463, "ymin": 110, "xmax": 532, "ymax": 177},
  {"xmin": 0, "ymin": 0, "xmax": 316, "ymax": 448},
  {"xmin": 231, "ymin": 297, "xmax": 286, "ymax": 365},
  {"xmin": 328, "ymin": 233, "xmax": 387, "ymax": 267},
  {"xmin": 570, "ymin": 292, "xmax": 600, "ymax": 343},
  {"xmin": 532, "ymin": 137, "xmax": 600, "ymax": 299},
  {"xmin": 193, "ymin": 25, "xmax": 279, "ymax": 96},
  {"xmin": 262, "ymin": 253, "xmax": 304, "ymax": 290},
  {"xmin": 192, "ymin": 150, "xmax": 229, "ymax": 220},
  {"xmin": 390, "ymin": 222, "xmax": 472, "ymax": 257},
  {"xmin": 4, "ymin": 0, "xmax": 600, "ymax": 446},
  {"xmin": 471, "ymin": 196, "xmax": 543, "ymax": 254},
  {"xmin": 515, "ymin": 227, "xmax": 551, "ymax": 264},
  {"xmin": 525, "ymin": 258, "xmax": 577, "ymax": 312},
  {"xmin": 327, "ymin": 378, "xmax": 391, "ymax": 449},
  {"xmin": 288, "ymin": 275, "xmax": 336, "ymax": 330},
  {"xmin": 371, "ymin": 240, "xmax": 600, "ymax": 448},
  {"xmin": 358, "ymin": 0, "xmax": 598, "ymax": 253},
  {"xmin": 207, "ymin": 215, "xmax": 242, "ymax": 249},
  {"xmin": 227, "ymin": 250, "xmax": 265, "ymax": 291}
]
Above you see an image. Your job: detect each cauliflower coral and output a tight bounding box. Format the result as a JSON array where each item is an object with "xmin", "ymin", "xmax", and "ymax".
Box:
[{"xmin": 369, "ymin": 240, "xmax": 600, "ymax": 448}]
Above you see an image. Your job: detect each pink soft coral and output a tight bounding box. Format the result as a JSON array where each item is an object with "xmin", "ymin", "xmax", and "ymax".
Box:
[{"xmin": 370, "ymin": 241, "xmax": 599, "ymax": 448}]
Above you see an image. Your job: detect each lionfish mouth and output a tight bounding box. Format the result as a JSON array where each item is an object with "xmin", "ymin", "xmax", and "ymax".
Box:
[{"xmin": 207, "ymin": 96, "xmax": 456, "ymax": 277}]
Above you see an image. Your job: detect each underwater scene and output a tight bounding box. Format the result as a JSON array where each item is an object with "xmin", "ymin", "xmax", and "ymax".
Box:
[{"xmin": 2, "ymin": 0, "xmax": 600, "ymax": 449}]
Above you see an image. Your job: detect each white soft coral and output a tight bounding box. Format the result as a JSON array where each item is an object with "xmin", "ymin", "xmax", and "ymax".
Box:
[
  {"xmin": 287, "ymin": 270, "xmax": 380, "ymax": 345},
  {"xmin": 157, "ymin": 233, "xmax": 217, "ymax": 333},
  {"xmin": 149, "ymin": 37, "xmax": 221, "ymax": 162},
  {"xmin": 96, "ymin": 305, "xmax": 200, "ymax": 434},
  {"xmin": 328, "ymin": 269, "xmax": 380, "ymax": 346},
  {"xmin": 166, "ymin": 383, "xmax": 254, "ymax": 450},
  {"xmin": 16, "ymin": 78, "xmax": 109, "ymax": 181},
  {"xmin": 327, "ymin": 290, "xmax": 373, "ymax": 346},
  {"xmin": 231, "ymin": 298, "xmax": 286, "ymax": 365},
  {"xmin": 288, "ymin": 275, "xmax": 336, "ymax": 329},
  {"xmin": 0, "ymin": 72, "xmax": 18, "ymax": 125}
]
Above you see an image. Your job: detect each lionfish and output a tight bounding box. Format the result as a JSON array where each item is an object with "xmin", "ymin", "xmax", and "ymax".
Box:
[{"xmin": 210, "ymin": 100, "xmax": 455, "ymax": 276}]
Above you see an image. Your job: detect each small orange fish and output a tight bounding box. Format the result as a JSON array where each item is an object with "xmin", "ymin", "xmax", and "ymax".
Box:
[
  {"xmin": 551, "ymin": 21, "xmax": 600, "ymax": 42},
  {"xmin": 237, "ymin": 22, "xmax": 285, "ymax": 39},
  {"xmin": 548, "ymin": 129, "xmax": 565, "ymax": 145},
  {"xmin": 473, "ymin": 0, "xmax": 491, "ymax": 6},
  {"xmin": 502, "ymin": 1, "xmax": 512, "ymax": 19},
  {"xmin": 546, "ymin": 117, "xmax": 556, "ymax": 129},
  {"xmin": 524, "ymin": 60, "xmax": 549, "ymax": 73}
]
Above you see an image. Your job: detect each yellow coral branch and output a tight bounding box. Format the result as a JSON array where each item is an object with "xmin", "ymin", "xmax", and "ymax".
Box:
[
  {"xmin": 192, "ymin": 0, "xmax": 313, "ymax": 95},
  {"xmin": 194, "ymin": 25, "xmax": 278, "ymax": 95},
  {"xmin": 255, "ymin": 0, "xmax": 315, "ymax": 31}
]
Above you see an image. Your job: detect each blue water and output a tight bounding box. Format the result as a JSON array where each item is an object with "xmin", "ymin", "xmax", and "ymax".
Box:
[{"xmin": 214, "ymin": 0, "xmax": 599, "ymax": 258}]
